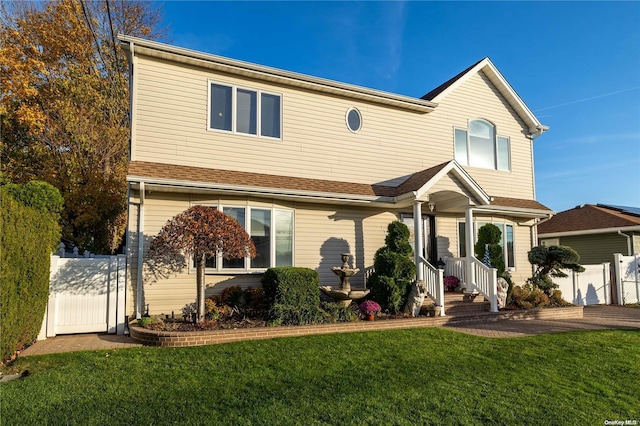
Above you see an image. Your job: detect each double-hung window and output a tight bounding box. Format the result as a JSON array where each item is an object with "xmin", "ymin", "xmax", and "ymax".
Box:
[
  {"xmin": 454, "ymin": 119, "xmax": 510, "ymax": 171},
  {"xmin": 209, "ymin": 82, "xmax": 281, "ymax": 139},
  {"xmin": 458, "ymin": 221, "xmax": 515, "ymax": 269},
  {"xmin": 196, "ymin": 205, "xmax": 293, "ymax": 272}
]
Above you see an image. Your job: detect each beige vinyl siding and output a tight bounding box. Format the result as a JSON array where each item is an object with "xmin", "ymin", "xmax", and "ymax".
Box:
[
  {"xmin": 133, "ymin": 56, "xmax": 534, "ymax": 200},
  {"xmin": 559, "ymin": 233, "xmax": 630, "ymax": 265},
  {"xmin": 127, "ymin": 190, "xmax": 398, "ymax": 315},
  {"xmin": 634, "ymin": 234, "xmax": 640, "ymax": 254},
  {"xmin": 422, "ymin": 72, "xmax": 535, "ymax": 199}
]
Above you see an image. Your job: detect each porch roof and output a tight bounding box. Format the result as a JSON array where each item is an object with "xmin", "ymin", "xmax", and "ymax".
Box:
[{"xmin": 127, "ymin": 160, "xmax": 552, "ymax": 215}]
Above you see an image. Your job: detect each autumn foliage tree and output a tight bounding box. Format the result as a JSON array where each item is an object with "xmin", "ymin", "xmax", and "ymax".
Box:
[
  {"xmin": 0, "ymin": 0, "xmax": 164, "ymax": 253},
  {"xmin": 147, "ymin": 206, "xmax": 257, "ymax": 321}
]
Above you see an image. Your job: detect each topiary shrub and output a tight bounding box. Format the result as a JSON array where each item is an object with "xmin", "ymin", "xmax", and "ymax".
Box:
[
  {"xmin": 261, "ymin": 267, "xmax": 322, "ymax": 325},
  {"xmin": 367, "ymin": 221, "xmax": 415, "ymax": 314},
  {"xmin": 474, "ymin": 223, "xmax": 505, "ymax": 276},
  {"xmin": 1, "ymin": 183, "xmax": 62, "ymax": 363},
  {"xmin": 527, "ymin": 245, "xmax": 585, "ymax": 296}
]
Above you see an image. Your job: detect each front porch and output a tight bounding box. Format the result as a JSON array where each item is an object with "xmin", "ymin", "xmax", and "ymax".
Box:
[{"xmin": 417, "ymin": 255, "xmax": 499, "ymax": 317}]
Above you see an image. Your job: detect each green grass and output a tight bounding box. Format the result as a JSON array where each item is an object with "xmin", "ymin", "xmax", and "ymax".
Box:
[{"xmin": 1, "ymin": 328, "xmax": 638, "ymax": 425}]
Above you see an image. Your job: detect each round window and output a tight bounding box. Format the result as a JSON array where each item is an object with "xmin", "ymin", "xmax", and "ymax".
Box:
[{"xmin": 346, "ymin": 108, "xmax": 362, "ymax": 133}]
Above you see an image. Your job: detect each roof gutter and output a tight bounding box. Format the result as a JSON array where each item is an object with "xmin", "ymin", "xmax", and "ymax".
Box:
[
  {"xmin": 540, "ymin": 225, "xmax": 640, "ymax": 238},
  {"xmin": 118, "ymin": 34, "xmax": 437, "ymax": 113},
  {"xmin": 618, "ymin": 230, "xmax": 633, "ymax": 256}
]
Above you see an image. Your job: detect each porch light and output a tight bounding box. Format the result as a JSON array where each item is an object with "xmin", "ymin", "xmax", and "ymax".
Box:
[
  {"xmin": 428, "ymin": 202, "xmax": 436, "ymax": 212},
  {"xmin": 436, "ymin": 258, "xmax": 446, "ymax": 269}
]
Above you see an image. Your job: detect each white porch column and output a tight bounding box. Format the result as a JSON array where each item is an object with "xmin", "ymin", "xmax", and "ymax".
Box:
[
  {"xmin": 413, "ymin": 201, "xmax": 424, "ymax": 281},
  {"xmin": 465, "ymin": 206, "xmax": 475, "ymax": 293}
]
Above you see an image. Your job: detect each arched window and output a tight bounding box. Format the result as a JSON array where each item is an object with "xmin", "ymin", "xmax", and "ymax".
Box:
[{"xmin": 454, "ymin": 119, "xmax": 510, "ymax": 171}]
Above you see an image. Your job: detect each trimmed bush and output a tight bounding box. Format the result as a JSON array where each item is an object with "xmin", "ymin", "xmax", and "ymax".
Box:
[
  {"xmin": 261, "ymin": 267, "xmax": 322, "ymax": 325},
  {"xmin": 367, "ymin": 221, "xmax": 415, "ymax": 313},
  {"xmin": 1, "ymin": 183, "xmax": 61, "ymax": 363},
  {"xmin": 474, "ymin": 223, "xmax": 505, "ymax": 276}
]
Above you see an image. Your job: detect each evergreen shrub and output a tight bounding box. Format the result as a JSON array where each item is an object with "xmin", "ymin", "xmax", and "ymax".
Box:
[
  {"xmin": 1, "ymin": 183, "xmax": 62, "ymax": 363},
  {"xmin": 261, "ymin": 267, "xmax": 322, "ymax": 325},
  {"xmin": 367, "ymin": 221, "xmax": 415, "ymax": 313}
]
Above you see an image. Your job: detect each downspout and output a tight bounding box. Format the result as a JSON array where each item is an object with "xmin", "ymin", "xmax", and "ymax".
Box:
[
  {"xmin": 136, "ymin": 182, "xmax": 145, "ymax": 319},
  {"xmin": 618, "ymin": 230, "xmax": 633, "ymax": 256}
]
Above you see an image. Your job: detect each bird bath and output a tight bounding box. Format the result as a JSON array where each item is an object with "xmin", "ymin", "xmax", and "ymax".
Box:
[{"xmin": 320, "ymin": 253, "xmax": 370, "ymax": 307}]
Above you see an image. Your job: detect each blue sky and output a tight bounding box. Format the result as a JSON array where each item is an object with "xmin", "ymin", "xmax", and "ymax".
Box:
[{"xmin": 158, "ymin": 1, "xmax": 640, "ymax": 212}]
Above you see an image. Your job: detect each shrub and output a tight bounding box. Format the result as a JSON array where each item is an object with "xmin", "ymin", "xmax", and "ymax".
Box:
[
  {"xmin": 367, "ymin": 221, "xmax": 415, "ymax": 313},
  {"xmin": 321, "ymin": 302, "xmax": 359, "ymax": 323},
  {"xmin": 527, "ymin": 245, "xmax": 584, "ymax": 296},
  {"xmin": 474, "ymin": 223, "xmax": 505, "ymax": 276},
  {"xmin": 138, "ymin": 317, "xmax": 155, "ymax": 328},
  {"xmin": 507, "ymin": 284, "xmax": 550, "ymax": 310},
  {"xmin": 1, "ymin": 184, "xmax": 61, "ymax": 363},
  {"xmin": 261, "ymin": 267, "xmax": 322, "ymax": 325}
]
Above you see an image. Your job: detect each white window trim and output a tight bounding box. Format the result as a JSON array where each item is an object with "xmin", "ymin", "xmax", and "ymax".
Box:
[
  {"xmin": 207, "ymin": 80, "xmax": 282, "ymax": 140},
  {"xmin": 189, "ymin": 203, "xmax": 294, "ymax": 274},
  {"xmin": 457, "ymin": 218, "xmax": 516, "ymax": 271},
  {"xmin": 454, "ymin": 119, "xmax": 511, "ymax": 171},
  {"xmin": 345, "ymin": 107, "xmax": 362, "ymax": 133}
]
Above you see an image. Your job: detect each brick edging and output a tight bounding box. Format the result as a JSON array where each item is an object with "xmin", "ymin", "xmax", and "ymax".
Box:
[{"xmin": 129, "ymin": 305, "xmax": 584, "ymax": 347}]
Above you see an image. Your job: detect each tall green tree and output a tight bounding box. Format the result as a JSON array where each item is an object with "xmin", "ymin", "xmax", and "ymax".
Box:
[{"xmin": 0, "ymin": 0, "xmax": 165, "ymax": 253}]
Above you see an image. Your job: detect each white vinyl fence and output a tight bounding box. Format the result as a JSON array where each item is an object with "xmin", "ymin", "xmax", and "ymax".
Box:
[
  {"xmin": 38, "ymin": 254, "xmax": 126, "ymax": 339},
  {"xmin": 554, "ymin": 263, "xmax": 611, "ymax": 305},
  {"xmin": 614, "ymin": 253, "xmax": 640, "ymax": 305}
]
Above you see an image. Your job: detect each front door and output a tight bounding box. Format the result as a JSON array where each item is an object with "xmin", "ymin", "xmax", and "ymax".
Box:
[{"xmin": 401, "ymin": 214, "xmax": 437, "ymax": 266}]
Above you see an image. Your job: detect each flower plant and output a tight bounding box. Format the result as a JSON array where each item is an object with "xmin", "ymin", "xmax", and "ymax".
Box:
[
  {"xmin": 444, "ymin": 275, "xmax": 459, "ymax": 291},
  {"xmin": 359, "ymin": 300, "xmax": 382, "ymax": 316}
]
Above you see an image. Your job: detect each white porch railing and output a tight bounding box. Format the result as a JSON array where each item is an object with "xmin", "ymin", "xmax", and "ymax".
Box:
[
  {"xmin": 471, "ymin": 257, "xmax": 498, "ymax": 312},
  {"xmin": 419, "ymin": 256, "xmax": 445, "ymax": 316},
  {"xmin": 445, "ymin": 257, "xmax": 498, "ymax": 312},
  {"xmin": 445, "ymin": 257, "xmax": 466, "ymax": 284}
]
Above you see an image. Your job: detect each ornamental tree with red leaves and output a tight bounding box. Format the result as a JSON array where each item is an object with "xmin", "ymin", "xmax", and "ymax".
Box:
[{"xmin": 147, "ymin": 206, "xmax": 256, "ymax": 321}]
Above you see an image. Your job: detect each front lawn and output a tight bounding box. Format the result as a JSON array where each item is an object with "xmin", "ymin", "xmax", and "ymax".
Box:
[{"xmin": 1, "ymin": 328, "xmax": 638, "ymax": 425}]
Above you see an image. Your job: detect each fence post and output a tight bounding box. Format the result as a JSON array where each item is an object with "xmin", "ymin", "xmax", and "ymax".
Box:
[
  {"xmin": 46, "ymin": 254, "xmax": 60, "ymax": 337},
  {"xmin": 613, "ymin": 253, "xmax": 623, "ymax": 305},
  {"xmin": 116, "ymin": 254, "xmax": 127, "ymax": 335}
]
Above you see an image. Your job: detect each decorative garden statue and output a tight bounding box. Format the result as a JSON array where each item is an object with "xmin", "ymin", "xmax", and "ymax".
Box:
[{"xmin": 403, "ymin": 280, "xmax": 427, "ymax": 317}]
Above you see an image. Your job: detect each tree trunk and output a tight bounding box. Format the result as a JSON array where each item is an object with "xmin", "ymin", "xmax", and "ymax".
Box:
[{"xmin": 196, "ymin": 253, "xmax": 205, "ymax": 322}]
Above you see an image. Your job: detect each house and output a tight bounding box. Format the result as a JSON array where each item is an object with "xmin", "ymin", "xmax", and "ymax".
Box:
[
  {"xmin": 120, "ymin": 35, "xmax": 553, "ymax": 319},
  {"xmin": 538, "ymin": 204, "xmax": 640, "ymax": 264}
]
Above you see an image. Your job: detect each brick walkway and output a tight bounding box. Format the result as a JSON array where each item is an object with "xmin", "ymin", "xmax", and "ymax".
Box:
[{"xmin": 19, "ymin": 305, "xmax": 640, "ymax": 356}]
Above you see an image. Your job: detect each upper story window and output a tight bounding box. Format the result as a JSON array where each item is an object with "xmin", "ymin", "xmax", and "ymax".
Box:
[
  {"xmin": 208, "ymin": 81, "xmax": 282, "ymax": 139},
  {"xmin": 346, "ymin": 107, "xmax": 362, "ymax": 133},
  {"xmin": 454, "ymin": 119, "xmax": 510, "ymax": 171},
  {"xmin": 194, "ymin": 205, "xmax": 294, "ymax": 273}
]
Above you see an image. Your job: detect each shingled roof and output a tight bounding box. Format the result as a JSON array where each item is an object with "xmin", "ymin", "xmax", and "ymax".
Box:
[
  {"xmin": 128, "ymin": 160, "xmax": 551, "ymax": 214},
  {"xmin": 538, "ymin": 204, "xmax": 640, "ymax": 235}
]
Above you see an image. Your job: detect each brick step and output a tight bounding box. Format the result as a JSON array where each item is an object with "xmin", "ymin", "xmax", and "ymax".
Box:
[{"xmin": 445, "ymin": 304, "xmax": 490, "ymax": 315}]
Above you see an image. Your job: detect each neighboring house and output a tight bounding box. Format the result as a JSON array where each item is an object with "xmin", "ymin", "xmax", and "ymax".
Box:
[
  {"xmin": 120, "ymin": 35, "xmax": 553, "ymax": 318},
  {"xmin": 538, "ymin": 204, "xmax": 640, "ymax": 264}
]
